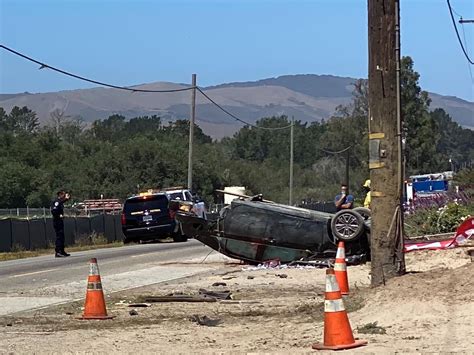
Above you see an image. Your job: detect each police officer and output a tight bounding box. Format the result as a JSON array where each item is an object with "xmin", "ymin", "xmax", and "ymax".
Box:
[{"xmin": 51, "ymin": 190, "xmax": 71, "ymax": 257}]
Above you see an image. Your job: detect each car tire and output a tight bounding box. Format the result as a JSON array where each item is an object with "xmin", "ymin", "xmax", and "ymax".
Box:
[
  {"xmin": 353, "ymin": 207, "xmax": 371, "ymax": 221},
  {"xmin": 172, "ymin": 233, "xmax": 188, "ymax": 243},
  {"xmin": 331, "ymin": 210, "xmax": 365, "ymax": 241},
  {"xmin": 123, "ymin": 237, "xmax": 135, "ymax": 244}
]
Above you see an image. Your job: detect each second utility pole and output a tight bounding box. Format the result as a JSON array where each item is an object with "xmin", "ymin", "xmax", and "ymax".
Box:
[
  {"xmin": 289, "ymin": 116, "xmax": 294, "ymax": 205},
  {"xmin": 187, "ymin": 73, "xmax": 197, "ymax": 190}
]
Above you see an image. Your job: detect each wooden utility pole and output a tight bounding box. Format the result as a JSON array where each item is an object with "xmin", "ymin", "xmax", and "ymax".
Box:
[
  {"xmin": 289, "ymin": 116, "xmax": 294, "ymax": 205},
  {"xmin": 187, "ymin": 74, "xmax": 197, "ymax": 190},
  {"xmin": 368, "ymin": 0, "xmax": 405, "ymax": 286},
  {"xmin": 345, "ymin": 149, "xmax": 350, "ymax": 187}
]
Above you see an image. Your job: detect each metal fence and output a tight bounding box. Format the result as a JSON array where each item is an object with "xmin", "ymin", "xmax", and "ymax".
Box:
[
  {"xmin": 0, "ymin": 207, "xmax": 122, "ymax": 219},
  {"xmin": 404, "ymin": 191, "xmax": 472, "ymax": 213},
  {"xmin": 0, "ymin": 215, "xmax": 125, "ymax": 253}
]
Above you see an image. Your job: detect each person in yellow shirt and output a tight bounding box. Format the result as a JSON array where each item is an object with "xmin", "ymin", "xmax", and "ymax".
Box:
[{"xmin": 363, "ymin": 179, "xmax": 371, "ymax": 209}]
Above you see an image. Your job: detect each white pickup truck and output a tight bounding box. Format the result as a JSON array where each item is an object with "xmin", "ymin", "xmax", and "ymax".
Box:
[{"xmin": 165, "ymin": 188, "xmax": 206, "ymax": 219}]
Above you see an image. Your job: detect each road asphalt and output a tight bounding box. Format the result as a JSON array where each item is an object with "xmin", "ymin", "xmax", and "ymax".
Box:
[{"xmin": 0, "ymin": 240, "xmax": 217, "ymax": 315}]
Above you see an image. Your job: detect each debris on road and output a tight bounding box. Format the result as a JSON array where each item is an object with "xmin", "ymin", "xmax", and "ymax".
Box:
[
  {"xmin": 467, "ymin": 249, "xmax": 474, "ymax": 262},
  {"xmin": 143, "ymin": 289, "xmax": 232, "ymax": 303},
  {"xmin": 198, "ymin": 289, "xmax": 232, "ymax": 300},
  {"xmin": 144, "ymin": 295, "xmax": 217, "ymax": 303},
  {"xmin": 127, "ymin": 303, "xmax": 151, "ymax": 308},
  {"xmin": 1, "ymin": 247, "xmax": 472, "ymax": 353},
  {"xmin": 129, "ymin": 310, "xmax": 138, "ymax": 316},
  {"xmin": 115, "ymin": 300, "xmax": 129, "ymax": 306},
  {"xmin": 189, "ymin": 315, "xmax": 222, "ymax": 327},
  {"xmin": 212, "ymin": 282, "xmax": 227, "ymax": 287},
  {"xmin": 357, "ymin": 322, "xmax": 387, "ymax": 335}
]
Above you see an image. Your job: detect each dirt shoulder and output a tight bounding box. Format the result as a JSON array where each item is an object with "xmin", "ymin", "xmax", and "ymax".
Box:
[{"xmin": 1, "ymin": 248, "xmax": 473, "ymax": 353}]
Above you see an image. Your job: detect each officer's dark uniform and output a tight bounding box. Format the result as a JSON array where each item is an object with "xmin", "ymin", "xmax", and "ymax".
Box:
[{"xmin": 51, "ymin": 198, "xmax": 66, "ymax": 254}]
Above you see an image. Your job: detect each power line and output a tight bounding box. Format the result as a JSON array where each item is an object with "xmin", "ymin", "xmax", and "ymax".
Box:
[
  {"xmin": 0, "ymin": 44, "xmax": 195, "ymax": 93},
  {"xmin": 449, "ymin": 1, "xmax": 463, "ymax": 18},
  {"xmin": 446, "ymin": 0, "xmax": 474, "ymax": 65},
  {"xmin": 196, "ymin": 87, "xmax": 292, "ymax": 131},
  {"xmin": 1, "ymin": 44, "xmax": 292, "ymax": 131},
  {"xmin": 460, "ymin": 17, "xmax": 474, "ymax": 82},
  {"xmin": 319, "ymin": 146, "xmax": 352, "ymax": 155}
]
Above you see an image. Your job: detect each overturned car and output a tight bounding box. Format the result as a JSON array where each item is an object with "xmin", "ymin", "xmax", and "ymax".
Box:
[{"xmin": 176, "ymin": 194, "xmax": 371, "ymax": 264}]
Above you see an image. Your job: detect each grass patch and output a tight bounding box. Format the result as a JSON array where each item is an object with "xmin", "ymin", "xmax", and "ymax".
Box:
[
  {"xmin": 357, "ymin": 321, "xmax": 387, "ymax": 335},
  {"xmin": 0, "ymin": 236, "xmax": 123, "ymax": 261}
]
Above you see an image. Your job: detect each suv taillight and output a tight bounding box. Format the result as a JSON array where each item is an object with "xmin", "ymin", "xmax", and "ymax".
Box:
[{"xmin": 121, "ymin": 213, "xmax": 126, "ymax": 225}]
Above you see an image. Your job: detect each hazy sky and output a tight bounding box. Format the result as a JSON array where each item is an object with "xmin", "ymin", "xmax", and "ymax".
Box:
[{"xmin": 1, "ymin": 0, "xmax": 473, "ymax": 101}]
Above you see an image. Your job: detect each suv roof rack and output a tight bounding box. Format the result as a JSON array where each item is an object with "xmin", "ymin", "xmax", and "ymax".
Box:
[
  {"xmin": 160, "ymin": 186, "xmax": 186, "ymax": 191},
  {"xmin": 132, "ymin": 187, "xmax": 189, "ymax": 198}
]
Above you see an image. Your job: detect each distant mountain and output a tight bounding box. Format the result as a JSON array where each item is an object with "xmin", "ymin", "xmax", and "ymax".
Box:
[
  {"xmin": 1, "ymin": 75, "xmax": 472, "ymax": 138},
  {"xmin": 206, "ymin": 74, "xmax": 355, "ymax": 98},
  {"xmin": 0, "ymin": 92, "xmax": 32, "ymax": 101}
]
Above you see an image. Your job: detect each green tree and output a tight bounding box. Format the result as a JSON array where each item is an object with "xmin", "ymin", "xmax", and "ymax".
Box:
[
  {"xmin": 163, "ymin": 119, "xmax": 212, "ymax": 144},
  {"xmin": 0, "ymin": 160, "xmax": 35, "ymax": 206},
  {"xmin": 0, "ymin": 107, "xmax": 7, "ymax": 132},
  {"xmin": 90, "ymin": 114, "xmax": 126, "ymax": 141},
  {"xmin": 7, "ymin": 106, "xmax": 39, "ymax": 134},
  {"xmin": 125, "ymin": 115, "xmax": 161, "ymax": 137},
  {"xmin": 431, "ymin": 108, "xmax": 474, "ymax": 169},
  {"xmin": 401, "ymin": 57, "xmax": 443, "ymax": 174}
]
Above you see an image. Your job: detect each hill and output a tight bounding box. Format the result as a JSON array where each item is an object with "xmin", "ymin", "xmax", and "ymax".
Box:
[{"xmin": 1, "ymin": 75, "xmax": 472, "ymax": 138}]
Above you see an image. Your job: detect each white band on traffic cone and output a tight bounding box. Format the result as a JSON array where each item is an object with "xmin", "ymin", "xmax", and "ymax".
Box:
[
  {"xmin": 326, "ymin": 274, "xmax": 341, "ymax": 292},
  {"xmin": 325, "ymin": 299, "xmax": 346, "ymax": 312},
  {"xmin": 334, "ymin": 263, "xmax": 347, "ymax": 271},
  {"xmin": 89, "ymin": 263, "xmax": 99, "ymax": 276}
]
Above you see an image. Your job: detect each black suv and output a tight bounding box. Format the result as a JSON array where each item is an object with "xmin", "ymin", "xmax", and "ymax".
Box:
[{"xmin": 121, "ymin": 192, "xmax": 188, "ymax": 243}]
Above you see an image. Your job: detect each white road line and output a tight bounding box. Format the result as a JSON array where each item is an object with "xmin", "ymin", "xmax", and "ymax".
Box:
[
  {"xmin": 8, "ymin": 269, "xmax": 57, "ymax": 278},
  {"xmin": 130, "ymin": 253, "xmax": 151, "ymax": 258}
]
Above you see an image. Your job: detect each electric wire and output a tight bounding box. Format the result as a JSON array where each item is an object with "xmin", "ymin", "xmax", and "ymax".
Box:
[
  {"xmin": 460, "ymin": 19, "xmax": 474, "ymax": 82},
  {"xmin": 446, "ymin": 0, "xmax": 474, "ymax": 65},
  {"xmin": 0, "ymin": 44, "xmax": 195, "ymax": 93},
  {"xmin": 196, "ymin": 87, "xmax": 292, "ymax": 130},
  {"xmin": 449, "ymin": 2, "xmax": 463, "ymax": 18},
  {"xmin": 319, "ymin": 146, "xmax": 353, "ymax": 155},
  {"xmin": 1, "ymin": 44, "xmax": 293, "ymax": 130}
]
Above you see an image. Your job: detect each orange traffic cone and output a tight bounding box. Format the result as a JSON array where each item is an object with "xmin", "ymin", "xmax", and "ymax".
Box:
[
  {"xmin": 334, "ymin": 241, "xmax": 349, "ymax": 295},
  {"xmin": 78, "ymin": 258, "xmax": 114, "ymax": 320},
  {"xmin": 312, "ymin": 268, "xmax": 367, "ymax": 351}
]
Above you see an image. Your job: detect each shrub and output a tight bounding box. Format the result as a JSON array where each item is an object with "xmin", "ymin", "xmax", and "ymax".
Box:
[{"xmin": 406, "ymin": 202, "xmax": 473, "ymax": 236}]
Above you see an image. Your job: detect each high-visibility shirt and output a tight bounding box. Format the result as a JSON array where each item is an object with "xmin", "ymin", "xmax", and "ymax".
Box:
[{"xmin": 364, "ymin": 191, "xmax": 371, "ymax": 209}]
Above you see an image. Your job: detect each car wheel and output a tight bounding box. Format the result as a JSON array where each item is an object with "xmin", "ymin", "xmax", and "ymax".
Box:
[
  {"xmin": 331, "ymin": 210, "xmax": 365, "ymax": 241},
  {"xmin": 353, "ymin": 207, "xmax": 371, "ymax": 221},
  {"xmin": 123, "ymin": 237, "xmax": 135, "ymax": 244},
  {"xmin": 172, "ymin": 233, "xmax": 188, "ymax": 243}
]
